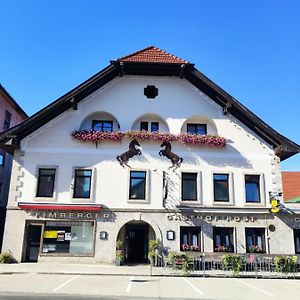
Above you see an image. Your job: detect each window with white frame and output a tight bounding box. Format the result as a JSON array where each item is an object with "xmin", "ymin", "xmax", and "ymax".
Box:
[
  {"xmin": 187, "ymin": 123, "xmax": 207, "ymax": 135},
  {"xmin": 294, "ymin": 229, "xmax": 300, "ymax": 254},
  {"xmin": 73, "ymin": 169, "xmax": 92, "ymax": 199},
  {"xmin": 213, "ymin": 173, "xmax": 230, "ymax": 202},
  {"xmin": 181, "ymin": 172, "xmax": 198, "ymax": 201},
  {"xmin": 36, "ymin": 168, "xmax": 56, "ymax": 198},
  {"xmin": 92, "ymin": 120, "xmax": 113, "ymax": 132},
  {"xmin": 129, "ymin": 171, "xmax": 147, "ymax": 200},
  {"xmin": 245, "ymin": 228, "xmax": 266, "ymax": 253},
  {"xmin": 245, "ymin": 175, "xmax": 261, "ymax": 203},
  {"xmin": 140, "ymin": 121, "xmax": 159, "ymax": 132}
]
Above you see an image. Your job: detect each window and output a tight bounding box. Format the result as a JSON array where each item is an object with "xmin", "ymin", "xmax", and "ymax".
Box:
[
  {"xmin": 140, "ymin": 122, "xmax": 148, "ymax": 131},
  {"xmin": 0, "ymin": 154, "xmax": 4, "ymax": 166},
  {"xmin": 245, "ymin": 228, "xmax": 266, "ymax": 253},
  {"xmin": 187, "ymin": 123, "xmax": 207, "ymax": 135},
  {"xmin": 294, "ymin": 229, "xmax": 300, "ymax": 254},
  {"xmin": 140, "ymin": 122, "xmax": 159, "ymax": 132},
  {"xmin": 42, "ymin": 221, "xmax": 94, "ymax": 255},
  {"xmin": 213, "ymin": 227, "xmax": 234, "ymax": 252},
  {"xmin": 3, "ymin": 110, "xmax": 11, "ymax": 130},
  {"xmin": 129, "ymin": 171, "xmax": 146, "ymax": 200},
  {"xmin": 73, "ymin": 169, "xmax": 92, "ymax": 198},
  {"xmin": 213, "ymin": 174, "xmax": 229, "ymax": 202},
  {"xmin": 181, "ymin": 172, "xmax": 197, "ymax": 201},
  {"xmin": 36, "ymin": 168, "xmax": 56, "ymax": 197},
  {"xmin": 92, "ymin": 120, "xmax": 113, "ymax": 132},
  {"xmin": 151, "ymin": 122, "xmax": 159, "ymax": 132},
  {"xmin": 245, "ymin": 175, "xmax": 261, "ymax": 203},
  {"xmin": 180, "ymin": 227, "xmax": 201, "ymax": 251}
]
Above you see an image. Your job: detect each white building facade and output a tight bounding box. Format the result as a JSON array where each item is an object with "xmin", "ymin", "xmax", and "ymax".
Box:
[{"xmin": 1, "ymin": 47, "xmax": 300, "ymax": 263}]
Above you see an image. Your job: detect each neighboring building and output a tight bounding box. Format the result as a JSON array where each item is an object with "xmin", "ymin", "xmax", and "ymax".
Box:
[
  {"xmin": 282, "ymin": 171, "xmax": 300, "ymax": 203},
  {"xmin": 0, "ymin": 46, "xmax": 300, "ymax": 263},
  {"xmin": 0, "ymin": 84, "xmax": 28, "ymax": 250}
]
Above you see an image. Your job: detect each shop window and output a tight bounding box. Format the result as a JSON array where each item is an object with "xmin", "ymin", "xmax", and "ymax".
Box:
[
  {"xmin": 245, "ymin": 228, "xmax": 266, "ymax": 253},
  {"xmin": 245, "ymin": 175, "xmax": 261, "ymax": 203},
  {"xmin": 213, "ymin": 227, "xmax": 234, "ymax": 252},
  {"xmin": 180, "ymin": 227, "xmax": 201, "ymax": 251},
  {"xmin": 181, "ymin": 172, "xmax": 197, "ymax": 201},
  {"xmin": 92, "ymin": 120, "xmax": 113, "ymax": 132},
  {"xmin": 36, "ymin": 168, "xmax": 56, "ymax": 198},
  {"xmin": 0, "ymin": 154, "xmax": 4, "ymax": 166},
  {"xmin": 42, "ymin": 221, "xmax": 94, "ymax": 255},
  {"xmin": 73, "ymin": 169, "xmax": 92, "ymax": 199},
  {"xmin": 3, "ymin": 110, "xmax": 11, "ymax": 130},
  {"xmin": 213, "ymin": 174, "xmax": 229, "ymax": 202},
  {"xmin": 187, "ymin": 123, "xmax": 207, "ymax": 135},
  {"xmin": 294, "ymin": 229, "xmax": 300, "ymax": 254},
  {"xmin": 129, "ymin": 171, "xmax": 146, "ymax": 200},
  {"xmin": 140, "ymin": 121, "xmax": 159, "ymax": 132}
]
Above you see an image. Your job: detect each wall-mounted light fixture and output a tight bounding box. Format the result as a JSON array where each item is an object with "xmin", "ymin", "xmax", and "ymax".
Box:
[{"xmin": 100, "ymin": 231, "xmax": 108, "ymax": 240}]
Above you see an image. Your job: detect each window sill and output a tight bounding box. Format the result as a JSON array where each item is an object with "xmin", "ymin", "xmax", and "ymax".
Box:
[
  {"xmin": 244, "ymin": 202, "xmax": 265, "ymax": 207},
  {"xmin": 34, "ymin": 197, "xmax": 57, "ymax": 202},
  {"xmin": 127, "ymin": 199, "xmax": 149, "ymax": 204},
  {"xmin": 178, "ymin": 201, "xmax": 202, "ymax": 207},
  {"xmin": 212, "ymin": 202, "xmax": 234, "ymax": 206},
  {"xmin": 71, "ymin": 198, "xmax": 94, "ymax": 203}
]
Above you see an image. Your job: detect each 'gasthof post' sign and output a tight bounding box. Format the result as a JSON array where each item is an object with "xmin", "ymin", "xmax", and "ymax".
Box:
[{"xmin": 167, "ymin": 213, "xmax": 256, "ymax": 222}]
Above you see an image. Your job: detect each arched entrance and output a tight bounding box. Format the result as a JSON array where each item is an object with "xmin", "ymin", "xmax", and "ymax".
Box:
[{"xmin": 117, "ymin": 220, "xmax": 156, "ymax": 264}]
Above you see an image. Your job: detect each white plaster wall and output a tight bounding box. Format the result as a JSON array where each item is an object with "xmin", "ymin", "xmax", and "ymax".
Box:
[{"xmin": 13, "ymin": 76, "xmax": 279, "ymax": 210}]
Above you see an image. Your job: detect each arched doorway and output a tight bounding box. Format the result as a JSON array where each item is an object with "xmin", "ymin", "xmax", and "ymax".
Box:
[{"xmin": 117, "ymin": 220, "xmax": 156, "ymax": 264}]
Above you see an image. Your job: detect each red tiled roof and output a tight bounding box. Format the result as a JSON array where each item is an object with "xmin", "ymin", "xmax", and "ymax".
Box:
[
  {"xmin": 117, "ymin": 46, "xmax": 189, "ymax": 64},
  {"xmin": 282, "ymin": 171, "xmax": 300, "ymax": 202}
]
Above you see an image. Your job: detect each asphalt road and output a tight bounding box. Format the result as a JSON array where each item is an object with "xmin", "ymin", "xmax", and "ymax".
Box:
[{"xmin": 0, "ymin": 273, "xmax": 300, "ymax": 299}]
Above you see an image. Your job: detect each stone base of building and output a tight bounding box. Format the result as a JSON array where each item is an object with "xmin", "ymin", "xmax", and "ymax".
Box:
[{"xmin": 2, "ymin": 207, "xmax": 300, "ymax": 263}]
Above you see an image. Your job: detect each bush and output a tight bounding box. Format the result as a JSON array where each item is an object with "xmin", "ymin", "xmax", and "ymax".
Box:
[
  {"xmin": 148, "ymin": 239, "xmax": 160, "ymax": 264},
  {"xmin": 274, "ymin": 256, "xmax": 298, "ymax": 272},
  {"xmin": 167, "ymin": 252, "xmax": 192, "ymax": 273},
  {"xmin": 0, "ymin": 252, "xmax": 16, "ymax": 264},
  {"xmin": 222, "ymin": 254, "xmax": 244, "ymax": 276}
]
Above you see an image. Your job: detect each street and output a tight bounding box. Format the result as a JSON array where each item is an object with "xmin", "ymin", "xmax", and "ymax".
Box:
[{"xmin": 0, "ymin": 273, "xmax": 300, "ymax": 299}]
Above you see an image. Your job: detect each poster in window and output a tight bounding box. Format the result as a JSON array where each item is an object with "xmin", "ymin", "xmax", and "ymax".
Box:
[
  {"xmin": 57, "ymin": 231, "xmax": 65, "ymax": 241},
  {"xmin": 65, "ymin": 232, "xmax": 72, "ymax": 241},
  {"xmin": 43, "ymin": 230, "xmax": 58, "ymax": 239}
]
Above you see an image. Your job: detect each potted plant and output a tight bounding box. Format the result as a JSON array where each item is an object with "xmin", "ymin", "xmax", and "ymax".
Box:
[
  {"xmin": 215, "ymin": 245, "xmax": 231, "ymax": 252},
  {"xmin": 115, "ymin": 240, "xmax": 124, "ymax": 266},
  {"xmin": 249, "ymin": 245, "xmax": 264, "ymax": 253}
]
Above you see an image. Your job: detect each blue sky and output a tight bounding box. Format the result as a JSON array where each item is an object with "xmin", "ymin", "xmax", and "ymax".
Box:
[{"xmin": 0, "ymin": 0, "xmax": 299, "ymax": 170}]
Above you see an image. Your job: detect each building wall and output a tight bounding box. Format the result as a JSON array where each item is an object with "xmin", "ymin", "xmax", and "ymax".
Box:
[
  {"xmin": 12, "ymin": 76, "xmax": 280, "ymax": 209},
  {"xmin": 3, "ymin": 75, "xmax": 290, "ymax": 262},
  {"xmin": 0, "ymin": 88, "xmax": 27, "ymax": 251}
]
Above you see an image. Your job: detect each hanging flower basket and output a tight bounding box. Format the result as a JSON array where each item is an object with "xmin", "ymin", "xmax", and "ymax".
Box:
[{"xmin": 71, "ymin": 130, "xmax": 226, "ymax": 147}]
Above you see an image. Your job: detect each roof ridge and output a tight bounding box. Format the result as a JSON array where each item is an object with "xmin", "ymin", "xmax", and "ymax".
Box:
[
  {"xmin": 116, "ymin": 46, "xmax": 189, "ymax": 64},
  {"xmin": 116, "ymin": 46, "xmax": 155, "ymax": 61}
]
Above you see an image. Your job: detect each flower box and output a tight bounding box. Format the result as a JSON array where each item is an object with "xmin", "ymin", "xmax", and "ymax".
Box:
[{"xmin": 71, "ymin": 130, "xmax": 226, "ymax": 147}]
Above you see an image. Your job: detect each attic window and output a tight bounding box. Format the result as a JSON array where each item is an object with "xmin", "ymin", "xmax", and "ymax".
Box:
[{"xmin": 144, "ymin": 85, "xmax": 158, "ymax": 99}]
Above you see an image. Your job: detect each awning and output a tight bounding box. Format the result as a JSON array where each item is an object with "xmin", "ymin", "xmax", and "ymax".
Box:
[{"xmin": 18, "ymin": 202, "xmax": 102, "ymax": 211}]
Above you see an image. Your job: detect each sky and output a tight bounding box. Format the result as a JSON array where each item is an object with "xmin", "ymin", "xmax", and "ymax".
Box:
[{"xmin": 0, "ymin": 0, "xmax": 299, "ymax": 170}]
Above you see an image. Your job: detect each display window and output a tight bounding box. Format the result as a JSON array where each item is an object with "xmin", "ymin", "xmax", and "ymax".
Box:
[{"xmin": 42, "ymin": 221, "xmax": 95, "ymax": 255}]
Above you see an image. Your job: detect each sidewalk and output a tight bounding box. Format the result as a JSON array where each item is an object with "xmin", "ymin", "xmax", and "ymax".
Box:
[{"xmin": 0, "ymin": 262, "xmax": 162, "ymax": 276}]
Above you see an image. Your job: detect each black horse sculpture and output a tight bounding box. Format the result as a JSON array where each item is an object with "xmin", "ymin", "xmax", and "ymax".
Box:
[
  {"xmin": 117, "ymin": 139, "xmax": 142, "ymax": 168},
  {"xmin": 159, "ymin": 141, "xmax": 183, "ymax": 171}
]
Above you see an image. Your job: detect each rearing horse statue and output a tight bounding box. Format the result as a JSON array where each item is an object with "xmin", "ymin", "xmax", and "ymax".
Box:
[
  {"xmin": 159, "ymin": 141, "xmax": 183, "ymax": 171},
  {"xmin": 117, "ymin": 139, "xmax": 142, "ymax": 168}
]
